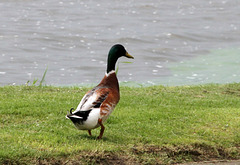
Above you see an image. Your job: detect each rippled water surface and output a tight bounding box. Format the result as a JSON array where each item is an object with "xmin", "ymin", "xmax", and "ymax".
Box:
[{"xmin": 0, "ymin": 0, "xmax": 239, "ymax": 86}]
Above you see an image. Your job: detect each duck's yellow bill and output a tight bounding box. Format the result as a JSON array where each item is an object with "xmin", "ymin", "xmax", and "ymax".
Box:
[{"xmin": 126, "ymin": 52, "xmax": 134, "ymax": 59}]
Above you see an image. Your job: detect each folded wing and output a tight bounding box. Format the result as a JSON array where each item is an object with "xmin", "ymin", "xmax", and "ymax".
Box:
[{"xmin": 73, "ymin": 87, "xmax": 110, "ymax": 113}]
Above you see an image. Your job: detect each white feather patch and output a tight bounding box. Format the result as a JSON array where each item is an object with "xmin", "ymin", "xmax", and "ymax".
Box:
[
  {"xmin": 101, "ymin": 109, "xmax": 108, "ymax": 113},
  {"xmin": 69, "ymin": 115, "xmax": 83, "ymax": 119},
  {"xmin": 74, "ymin": 93, "xmax": 98, "ymax": 113}
]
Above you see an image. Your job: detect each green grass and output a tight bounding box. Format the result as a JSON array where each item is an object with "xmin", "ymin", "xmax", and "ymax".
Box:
[{"xmin": 0, "ymin": 84, "xmax": 240, "ymax": 164}]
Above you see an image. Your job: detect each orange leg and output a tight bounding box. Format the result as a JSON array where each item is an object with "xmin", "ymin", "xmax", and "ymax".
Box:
[
  {"xmin": 88, "ymin": 130, "xmax": 92, "ymax": 136},
  {"xmin": 97, "ymin": 119, "xmax": 105, "ymax": 140}
]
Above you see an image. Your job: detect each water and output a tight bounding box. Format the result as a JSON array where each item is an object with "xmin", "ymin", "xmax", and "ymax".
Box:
[{"xmin": 0, "ymin": 0, "xmax": 240, "ymax": 86}]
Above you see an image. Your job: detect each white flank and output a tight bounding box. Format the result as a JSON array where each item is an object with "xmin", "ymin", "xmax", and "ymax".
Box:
[
  {"xmin": 74, "ymin": 108, "xmax": 101, "ymax": 130},
  {"xmin": 84, "ymin": 108, "xmax": 101, "ymax": 129}
]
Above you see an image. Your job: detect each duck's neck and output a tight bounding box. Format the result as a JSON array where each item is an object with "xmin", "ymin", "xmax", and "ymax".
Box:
[{"xmin": 106, "ymin": 53, "xmax": 118, "ymax": 73}]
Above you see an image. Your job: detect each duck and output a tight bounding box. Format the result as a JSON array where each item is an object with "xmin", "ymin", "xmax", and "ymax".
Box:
[{"xmin": 66, "ymin": 44, "xmax": 134, "ymax": 139}]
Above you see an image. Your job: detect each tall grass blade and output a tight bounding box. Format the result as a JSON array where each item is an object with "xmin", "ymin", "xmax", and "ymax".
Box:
[
  {"xmin": 32, "ymin": 79, "xmax": 38, "ymax": 86},
  {"xmin": 39, "ymin": 66, "xmax": 48, "ymax": 87},
  {"xmin": 121, "ymin": 61, "xmax": 133, "ymax": 64},
  {"xmin": 116, "ymin": 61, "xmax": 132, "ymax": 75},
  {"xmin": 116, "ymin": 62, "xmax": 119, "ymax": 75}
]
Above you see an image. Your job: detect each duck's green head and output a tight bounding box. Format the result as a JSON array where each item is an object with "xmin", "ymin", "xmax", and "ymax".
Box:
[{"xmin": 107, "ymin": 44, "xmax": 134, "ymax": 73}]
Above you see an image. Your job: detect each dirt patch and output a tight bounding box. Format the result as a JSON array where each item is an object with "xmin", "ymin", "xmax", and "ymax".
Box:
[
  {"xmin": 3, "ymin": 144, "xmax": 240, "ymax": 165},
  {"xmin": 30, "ymin": 152, "xmax": 137, "ymax": 165},
  {"xmin": 130, "ymin": 144, "xmax": 240, "ymax": 164},
  {"xmin": 222, "ymin": 88, "xmax": 240, "ymax": 96}
]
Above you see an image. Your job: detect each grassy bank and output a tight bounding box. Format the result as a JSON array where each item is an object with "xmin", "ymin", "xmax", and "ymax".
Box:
[{"xmin": 0, "ymin": 83, "xmax": 240, "ymax": 164}]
